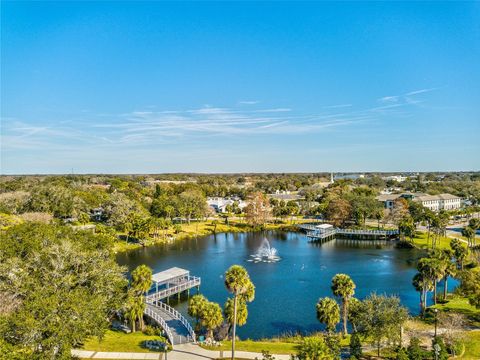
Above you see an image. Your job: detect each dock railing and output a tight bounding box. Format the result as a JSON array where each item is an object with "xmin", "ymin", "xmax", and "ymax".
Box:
[
  {"xmin": 146, "ymin": 276, "xmax": 201, "ymax": 303},
  {"xmin": 144, "ymin": 306, "xmax": 174, "ymax": 344},
  {"xmin": 151, "ymin": 301, "xmax": 196, "ymax": 343},
  {"xmin": 299, "ymin": 224, "xmax": 399, "ymax": 239}
]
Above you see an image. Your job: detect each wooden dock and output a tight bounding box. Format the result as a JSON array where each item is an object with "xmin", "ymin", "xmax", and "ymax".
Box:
[
  {"xmin": 298, "ymin": 224, "xmax": 399, "ymax": 243},
  {"xmin": 144, "ymin": 267, "xmax": 200, "ymax": 345}
]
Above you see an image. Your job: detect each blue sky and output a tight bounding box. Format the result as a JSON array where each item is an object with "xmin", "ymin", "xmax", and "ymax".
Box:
[{"xmin": 2, "ymin": 1, "xmax": 479, "ymax": 174}]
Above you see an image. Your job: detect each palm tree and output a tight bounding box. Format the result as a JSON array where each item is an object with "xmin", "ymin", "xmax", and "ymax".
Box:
[
  {"xmin": 462, "ymin": 226, "xmax": 475, "ymax": 248},
  {"xmin": 200, "ymin": 301, "xmax": 224, "ymax": 339},
  {"xmin": 125, "ymin": 290, "xmax": 145, "ymax": 332},
  {"xmin": 424, "ymin": 210, "xmax": 436, "ymax": 248},
  {"xmin": 439, "ymin": 249, "xmax": 456, "ymax": 300},
  {"xmin": 188, "ymin": 294, "xmax": 207, "ymax": 331},
  {"xmin": 347, "ymin": 297, "xmax": 362, "ymax": 333},
  {"xmin": 131, "ymin": 264, "xmax": 152, "ymax": 294},
  {"xmin": 417, "ymin": 258, "xmax": 442, "ymax": 305},
  {"xmin": 316, "ymin": 297, "xmax": 340, "ymax": 332},
  {"xmin": 224, "ymin": 265, "xmax": 255, "ymax": 360},
  {"xmin": 224, "ymin": 297, "xmax": 248, "ymax": 334},
  {"xmin": 331, "ymin": 274, "xmax": 356, "ymax": 335},
  {"xmin": 412, "ymin": 272, "xmax": 428, "ymax": 316},
  {"xmin": 431, "ymin": 258, "xmax": 446, "ymax": 304},
  {"xmin": 130, "ymin": 265, "xmax": 152, "ymax": 331},
  {"xmin": 450, "ymin": 238, "xmax": 468, "ymax": 269}
]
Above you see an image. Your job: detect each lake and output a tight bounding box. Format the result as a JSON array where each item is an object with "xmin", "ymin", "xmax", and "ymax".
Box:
[{"xmin": 116, "ymin": 231, "xmax": 453, "ymax": 339}]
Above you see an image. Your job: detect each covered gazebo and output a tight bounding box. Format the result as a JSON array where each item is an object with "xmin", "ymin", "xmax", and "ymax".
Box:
[{"xmin": 151, "ymin": 267, "xmax": 190, "ymax": 293}]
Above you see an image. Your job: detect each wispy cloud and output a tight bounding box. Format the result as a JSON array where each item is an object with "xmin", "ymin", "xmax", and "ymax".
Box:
[
  {"xmin": 323, "ymin": 104, "xmax": 353, "ymax": 109},
  {"xmin": 405, "ymin": 87, "xmax": 438, "ymax": 96},
  {"xmin": 1, "ymin": 89, "xmax": 436, "ymax": 154},
  {"xmin": 378, "ymin": 87, "xmax": 439, "ymax": 104},
  {"xmin": 379, "ymin": 96, "xmax": 399, "ymax": 103},
  {"xmin": 238, "ymin": 100, "xmax": 260, "ymax": 105}
]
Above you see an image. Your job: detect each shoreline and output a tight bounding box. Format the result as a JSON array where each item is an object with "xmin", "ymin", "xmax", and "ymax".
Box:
[{"xmin": 113, "ymin": 220, "xmax": 302, "ymax": 253}]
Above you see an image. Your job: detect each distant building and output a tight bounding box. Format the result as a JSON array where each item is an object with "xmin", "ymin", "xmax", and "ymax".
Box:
[
  {"xmin": 207, "ymin": 197, "xmax": 247, "ymax": 213},
  {"xmin": 376, "ymin": 193, "xmax": 462, "ymax": 211},
  {"xmin": 382, "ymin": 175, "xmax": 408, "ymax": 182},
  {"xmin": 267, "ymin": 190, "xmax": 304, "ymax": 202},
  {"xmin": 413, "ymin": 193, "xmax": 462, "ymax": 211},
  {"xmin": 376, "ymin": 194, "xmax": 400, "ymax": 210}
]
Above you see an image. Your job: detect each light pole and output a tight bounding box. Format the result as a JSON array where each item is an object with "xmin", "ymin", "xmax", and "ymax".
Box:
[
  {"xmin": 434, "ymin": 343, "xmax": 441, "ymax": 360},
  {"xmin": 434, "ymin": 308, "xmax": 438, "ymax": 338}
]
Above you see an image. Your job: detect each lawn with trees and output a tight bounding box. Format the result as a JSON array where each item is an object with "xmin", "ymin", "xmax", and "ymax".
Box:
[{"xmin": 1, "ymin": 173, "xmax": 480, "ymax": 359}]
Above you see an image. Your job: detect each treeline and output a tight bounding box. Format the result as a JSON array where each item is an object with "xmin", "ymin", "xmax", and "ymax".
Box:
[
  {"xmin": 0, "ymin": 223, "xmax": 127, "ymax": 359},
  {"xmin": 1, "ymin": 173, "xmax": 480, "ymax": 235}
]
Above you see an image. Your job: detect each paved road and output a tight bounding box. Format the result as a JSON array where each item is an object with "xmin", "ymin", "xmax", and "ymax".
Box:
[{"xmin": 73, "ymin": 343, "xmax": 292, "ymax": 360}]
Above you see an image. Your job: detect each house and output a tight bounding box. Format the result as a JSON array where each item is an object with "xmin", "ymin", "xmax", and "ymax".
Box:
[
  {"xmin": 376, "ymin": 193, "xmax": 462, "ymax": 212},
  {"xmin": 267, "ymin": 191, "xmax": 304, "ymax": 202},
  {"xmin": 376, "ymin": 194, "xmax": 400, "ymax": 210},
  {"xmin": 382, "ymin": 175, "xmax": 408, "ymax": 182},
  {"xmin": 414, "ymin": 194, "xmax": 462, "ymax": 211},
  {"xmin": 206, "ymin": 197, "xmax": 247, "ymax": 213}
]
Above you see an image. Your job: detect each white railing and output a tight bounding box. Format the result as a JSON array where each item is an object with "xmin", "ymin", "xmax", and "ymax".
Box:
[
  {"xmin": 144, "ymin": 306, "xmax": 174, "ymax": 344},
  {"xmin": 146, "ymin": 276, "xmax": 201, "ymax": 303},
  {"xmin": 306, "ymin": 229, "xmax": 337, "ymax": 239},
  {"xmin": 151, "ymin": 301, "xmax": 196, "ymax": 343},
  {"xmin": 300, "ymin": 224, "xmax": 399, "ymax": 237},
  {"xmin": 337, "ymin": 229, "xmax": 399, "ymax": 235}
]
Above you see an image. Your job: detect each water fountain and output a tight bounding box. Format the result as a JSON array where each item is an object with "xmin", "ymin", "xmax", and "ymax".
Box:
[{"xmin": 249, "ymin": 238, "xmax": 281, "ymax": 263}]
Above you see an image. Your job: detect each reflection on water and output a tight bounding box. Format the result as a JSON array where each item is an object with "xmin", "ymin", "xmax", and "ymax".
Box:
[{"xmin": 116, "ymin": 231, "xmax": 456, "ymax": 339}]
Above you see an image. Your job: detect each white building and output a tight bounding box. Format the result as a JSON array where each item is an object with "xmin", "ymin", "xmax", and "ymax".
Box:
[
  {"xmin": 376, "ymin": 193, "xmax": 462, "ymax": 212},
  {"xmin": 382, "ymin": 175, "xmax": 408, "ymax": 182},
  {"xmin": 414, "ymin": 194, "xmax": 462, "ymax": 211},
  {"xmin": 207, "ymin": 197, "xmax": 247, "ymax": 213}
]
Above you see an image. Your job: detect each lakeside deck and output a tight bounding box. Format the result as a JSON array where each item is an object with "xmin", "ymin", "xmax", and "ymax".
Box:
[
  {"xmin": 144, "ymin": 267, "xmax": 200, "ymax": 345},
  {"xmin": 298, "ymin": 224, "xmax": 399, "ymax": 242}
]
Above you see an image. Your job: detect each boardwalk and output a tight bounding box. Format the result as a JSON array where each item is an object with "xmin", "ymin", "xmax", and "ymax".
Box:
[
  {"xmin": 143, "ymin": 268, "xmax": 200, "ymax": 345},
  {"xmin": 145, "ymin": 303, "xmax": 193, "ymax": 345},
  {"xmin": 298, "ymin": 224, "xmax": 399, "ymax": 242}
]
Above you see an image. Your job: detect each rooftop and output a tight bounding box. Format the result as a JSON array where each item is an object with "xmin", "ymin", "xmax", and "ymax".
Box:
[{"xmin": 151, "ymin": 267, "xmax": 189, "ymax": 284}]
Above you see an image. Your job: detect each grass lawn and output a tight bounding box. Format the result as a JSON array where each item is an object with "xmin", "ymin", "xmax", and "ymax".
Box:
[
  {"xmin": 82, "ymin": 329, "xmax": 165, "ymax": 353},
  {"xmin": 202, "ymin": 335, "xmax": 351, "ymax": 355},
  {"xmin": 431, "ymin": 296, "xmax": 480, "ymax": 327},
  {"xmin": 113, "ymin": 219, "xmax": 303, "ymax": 252},
  {"xmin": 412, "ymin": 231, "xmax": 457, "ymax": 250},
  {"xmin": 461, "ymin": 331, "xmax": 480, "ymax": 359},
  {"xmin": 201, "ymin": 339, "xmax": 299, "ymax": 354}
]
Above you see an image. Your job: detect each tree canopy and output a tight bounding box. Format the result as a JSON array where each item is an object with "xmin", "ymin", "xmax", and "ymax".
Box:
[{"xmin": 0, "ymin": 223, "xmax": 127, "ymax": 359}]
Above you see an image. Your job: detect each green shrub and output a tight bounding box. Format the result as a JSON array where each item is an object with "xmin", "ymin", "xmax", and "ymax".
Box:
[
  {"xmin": 407, "ymin": 337, "xmax": 428, "ymax": 360},
  {"xmin": 349, "ymin": 332, "xmax": 362, "ymax": 358},
  {"xmin": 396, "ymin": 347, "xmax": 409, "ymax": 360},
  {"xmin": 432, "ymin": 336, "xmax": 448, "ymax": 360},
  {"xmin": 142, "ymin": 325, "xmax": 155, "ymax": 336}
]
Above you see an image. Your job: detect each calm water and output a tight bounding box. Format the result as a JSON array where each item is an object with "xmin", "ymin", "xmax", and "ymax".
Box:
[{"xmin": 116, "ymin": 231, "xmax": 454, "ymax": 339}]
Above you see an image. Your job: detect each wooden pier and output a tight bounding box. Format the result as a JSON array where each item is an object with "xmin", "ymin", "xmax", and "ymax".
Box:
[
  {"xmin": 143, "ymin": 267, "xmax": 200, "ymax": 345},
  {"xmin": 298, "ymin": 224, "xmax": 399, "ymax": 243}
]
